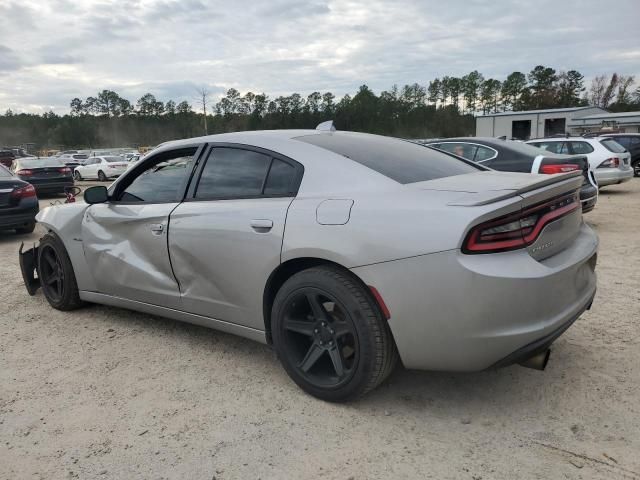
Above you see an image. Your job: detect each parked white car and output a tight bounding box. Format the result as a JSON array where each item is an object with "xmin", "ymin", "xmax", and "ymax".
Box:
[
  {"xmin": 73, "ymin": 156, "xmax": 129, "ymax": 181},
  {"xmin": 527, "ymin": 137, "xmax": 633, "ymax": 187}
]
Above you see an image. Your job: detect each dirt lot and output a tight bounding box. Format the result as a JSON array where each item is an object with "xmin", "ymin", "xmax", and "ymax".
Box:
[{"xmin": 1, "ymin": 180, "xmax": 639, "ymax": 480}]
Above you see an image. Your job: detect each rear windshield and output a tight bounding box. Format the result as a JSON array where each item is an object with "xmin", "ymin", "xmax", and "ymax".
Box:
[
  {"xmin": 18, "ymin": 158, "xmax": 64, "ymax": 168},
  {"xmin": 600, "ymin": 138, "xmax": 626, "ymax": 153},
  {"xmin": 104, "ymin": 156, "xmax": 123, "ymax": 162},
  {"xmin": 73, "ymin": 154, "xmax": 89, "ymax": 160},
  {"xmin": 295, "ymin": 133, "xmax": 479, "ymax": 184}
]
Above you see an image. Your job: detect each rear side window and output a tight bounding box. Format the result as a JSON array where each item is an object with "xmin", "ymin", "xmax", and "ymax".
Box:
[
  {"xmin": 196, "ymin": 148, "xmax": 270, "ymax": 198},
  {"xmin": 569, "ymin": 142, "xmax": 594, "ymax": 154},
  {"xmin": 264, "ymin": 159, "xmax": 296, "ymax": 195},
  {"xmin": 296, "ymin": 133, "xmax": 478, "ymax": 184},
  {"xmin": 434, "ymin": 143, "xmax": 478, "ymax": 161},
  {"xmin": 0, "ymin": 165, "xmax": 12, "ymax": 177},
  {"xmin": 474, "ymin": 146, "xmax": 497, "ymax": 162},
  {"xmin": 600, "ymin": 138, "xmax": 626, "ymax": 153}
]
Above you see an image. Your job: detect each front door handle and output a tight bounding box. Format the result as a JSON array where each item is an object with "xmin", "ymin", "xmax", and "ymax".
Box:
[
  {"xmin": 150, "ymin": 223, "xmax": 164, "ymax": 234},
  {"xmin": 250, "ymin": 219, "xmax": 273, "ymax": 232}
]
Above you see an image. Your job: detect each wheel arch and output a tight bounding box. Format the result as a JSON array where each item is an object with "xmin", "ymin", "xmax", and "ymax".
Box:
[{"xmin": 262, "ymin": 256, "xmax": 375, "ymax": 344}]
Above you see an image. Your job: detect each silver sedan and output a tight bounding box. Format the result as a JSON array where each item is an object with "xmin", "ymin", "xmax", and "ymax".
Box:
[{"xmin": 20, "ymin": 127, "xmax": 598, "ymax": 401}]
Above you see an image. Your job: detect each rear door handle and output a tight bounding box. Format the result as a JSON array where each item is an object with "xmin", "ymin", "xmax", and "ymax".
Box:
[
  {"xmin": 250, "ymin": 219, "xmax": 273, "ymax": 232},
  {"xmin": 150, "ymin": 223, "xmax": 164, "ymax": 234}
]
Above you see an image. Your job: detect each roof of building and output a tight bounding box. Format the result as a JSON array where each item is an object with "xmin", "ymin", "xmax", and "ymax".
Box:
[
  {"xmin": 477, "ymin": 106, "xmax": 602, "ymax": 118},
  {"xmin": 567, "ymin": 110, "xmax": 640, "ymax": 126}
]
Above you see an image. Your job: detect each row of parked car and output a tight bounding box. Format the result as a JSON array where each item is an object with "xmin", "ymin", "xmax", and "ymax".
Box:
[
  {"xmin": 417, "ymin": 133, "xmax": 637, "ymax": 214},
  {"xmin": 1, "ymin": 132, "xmax": 637, "ymax": 236},
  {"xmin": 0, "ymin": 151, "xmax": 140, "ymax": 234}
]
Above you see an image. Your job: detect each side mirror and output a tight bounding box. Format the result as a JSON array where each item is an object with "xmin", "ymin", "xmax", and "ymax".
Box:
[{"xmin": 83, "ymin": 185, "xmax": 108, "ymax": 204}]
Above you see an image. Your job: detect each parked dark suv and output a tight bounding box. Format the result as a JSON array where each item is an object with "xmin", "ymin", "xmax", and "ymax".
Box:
[{"xmin": 598, "ymin": 134, "xmax": 640, "ymax": 177}]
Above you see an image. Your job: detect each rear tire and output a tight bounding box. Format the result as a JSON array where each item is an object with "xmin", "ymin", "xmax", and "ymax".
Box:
[
  {"xmin": 73, "ymin": 170, "xmax": 82, "ymax": 180},
  {"xmin": 633, "ymin": 160, "xmax": 640, "ymax": 178},
  {"xmin": 37, "ymin": 233, "xmax": 84, "ymax": 311},
  {"xmin": 272, "ymin": 265, "xmax": 398, "ymax": 402},
  {"xmin": 97, "ymin": 170, "xmax": 107, "ymax": 182},
  {"xmin": 16, "ymin": 222, "xmax": 36, "ymax": 234}
]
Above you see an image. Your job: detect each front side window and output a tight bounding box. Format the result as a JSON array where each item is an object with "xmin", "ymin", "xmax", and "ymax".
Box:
[
  {"xmin": 531, "ymin": 141, "xmax": 566, "ymax": 154},
  {"xmin": 117, "ymin": 150, "xmax": 196, "ymax": 203}
]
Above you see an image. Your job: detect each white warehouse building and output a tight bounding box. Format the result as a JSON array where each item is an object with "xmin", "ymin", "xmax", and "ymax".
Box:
[{"xmin": 475, "ymin": 106, "xmax": 609, "ymax": 140}]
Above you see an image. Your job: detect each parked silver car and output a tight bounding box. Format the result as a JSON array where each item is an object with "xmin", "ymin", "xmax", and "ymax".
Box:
[{"xmin": 20, "ymin": 128, "xmax": 598, "ymax": 401}]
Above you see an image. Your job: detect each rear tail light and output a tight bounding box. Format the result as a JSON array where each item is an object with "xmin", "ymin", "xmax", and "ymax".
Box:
[
  {"xmin": 16, "ymin": 169, "xmax": 34, "ymax": 176},
  {"xmin": 10, "ymin": 184, "xmax": 37, "ymax": 200},
  {"xmin": 598, "ymin": 157, "xmax": 619, "ymax": 168},
  {"xmin": 463, "ymin": 191, "xmax": 579, "ymax": 254},
  {"xmin": 58, "ymin": 167, "xmax": 72, "ymax": 174},
  {"xmin": 540, "ymin": 164, "xmax": 580, "ymax": 174}
]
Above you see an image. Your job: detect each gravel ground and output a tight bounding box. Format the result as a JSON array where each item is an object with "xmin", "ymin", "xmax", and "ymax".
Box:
[{"xmin": 1, "ymin": 180, "xmax": 639, "ymax": 480}]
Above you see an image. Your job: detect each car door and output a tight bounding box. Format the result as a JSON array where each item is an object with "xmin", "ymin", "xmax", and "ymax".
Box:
[
  {"xmin": 81, "ymin": 146, "xmax": 201, "ymax": 308},
  {"xmin": 168, "ymin": 145, "xmax": 303, "ymax": 329},
  {"xmin": 84, "ymin": 158, "xmax": 99, "ymax": 178}
]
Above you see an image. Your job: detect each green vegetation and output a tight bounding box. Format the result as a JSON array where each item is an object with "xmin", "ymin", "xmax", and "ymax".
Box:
[{"xmin": 1, "ymin": 66, "xmax": 639, "ymax": 150}]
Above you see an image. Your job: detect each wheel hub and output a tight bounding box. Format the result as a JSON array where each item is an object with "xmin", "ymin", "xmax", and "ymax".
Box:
[{"xmin": 313, "ymin": 321, "xmax": 336, "ymax": 347}]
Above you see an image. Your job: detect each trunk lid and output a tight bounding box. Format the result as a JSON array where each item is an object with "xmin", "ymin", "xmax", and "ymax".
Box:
[{"xmin": 411, "ymin": 171, "xmax": 584, "ymax": 261}]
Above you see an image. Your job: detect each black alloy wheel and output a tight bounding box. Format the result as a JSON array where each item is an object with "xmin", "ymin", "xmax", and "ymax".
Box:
[
  {"xmin": 280, "ymin": 289, "xmax": 359, "ymax": 388},
  {"xmin": 39, "ymin": 244, "xmax": 65, "ymax": 303},
  {"xmin": 37, "ymin": 233, "xmax": 84, "ymax": 310},
  {"xmin": 272, "ymin": 266, "xmax": 398, "ymax": 402},
  {"xmin": 97, "ymin": 170, "xmax": 107, "ymax": 182}
]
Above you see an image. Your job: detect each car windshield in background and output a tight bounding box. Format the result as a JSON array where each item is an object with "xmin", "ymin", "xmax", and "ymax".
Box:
[
  {"xmin": 295, "ymin": 133, "xmax": 479, "ymax": 184},
  {"xmin": 18, "ymin": 158, "xmax": 64, "ymax": 168},
  {"xmin": 503, "ymin": 140, "xmax": 557, "ymax": 156},
  {"xmin": 73, "ymin": 154, "xmax": 89, "ymax": 160},
  {"xmin": 104, "ymin": 156, "xmax": 123, "ymax": 162},
  {"xmin": 600, "ymin": 139, "xmax": 626, "ymax": 153}
]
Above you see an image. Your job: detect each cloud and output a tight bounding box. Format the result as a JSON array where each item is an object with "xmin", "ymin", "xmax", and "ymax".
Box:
[{"xmin": 1, "ymin": 0, "xmax": 639, "ymax": 113}]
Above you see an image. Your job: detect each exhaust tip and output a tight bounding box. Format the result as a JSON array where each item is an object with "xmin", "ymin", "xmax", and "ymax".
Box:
[{"xmin": 519, "ymin": 349, "xmax": 551, "ymax": 371}]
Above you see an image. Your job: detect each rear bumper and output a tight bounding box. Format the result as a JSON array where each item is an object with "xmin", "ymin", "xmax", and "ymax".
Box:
[
  {"xmin": 351, "ymin": 222, "xmax": 598, "ymax": 371},
  {"xmin": 0, "ymin": 203, "xmax": 39, "ymax": 229},
  {"xmin": 595, "ymin": 167, "xmax": 633, "ymax": 186},
  {"xmin": 31, "ymin": 181, "xmax": 74, "ymax": 192}
]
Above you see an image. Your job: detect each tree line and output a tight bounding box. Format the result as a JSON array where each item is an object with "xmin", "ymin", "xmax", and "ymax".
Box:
[{"xmin": 1, "ymin": 65, "xmax": 639, "ymax": 150}]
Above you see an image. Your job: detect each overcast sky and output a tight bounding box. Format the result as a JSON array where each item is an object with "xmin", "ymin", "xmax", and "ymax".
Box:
[{"xmin": 1, "ymin": 0, "xmax": 639, "ymax": 114}]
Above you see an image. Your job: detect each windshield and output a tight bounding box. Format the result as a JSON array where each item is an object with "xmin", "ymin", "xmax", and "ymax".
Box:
[
  {"xmin": 600, "ymin": 138, "xmax": 626, "ymax": 153},
  {"xmin": 104, "ymin": 156, "xmax": 123, "ymax": 163},
  {"xmin": 73, "ymin": 154, "xmax": 89, "ymax": 160},
  {"xmin": 295, "ymin": 132, "xmax": 479, "ymax": 184},
  {"xmin": 18, "ymin": 158, "xmax": 64, "ymax": 168}
]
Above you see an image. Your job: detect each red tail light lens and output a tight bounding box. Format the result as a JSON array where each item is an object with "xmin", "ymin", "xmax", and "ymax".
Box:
[
  {"xmin": 463, "ymin": 191, "xmax": 579, "ymax": 254},
  {"xmin": 540, "ymin": 164, "xmax": 580, "ymax": 174},
  {"xmin": 58, "ymin": 167, "xmax": 71, "ymax": 174},
  {"xmin": 16, "ymin": 169, "xmax": 34, "ymax": 176},
  {"xmin": 598, "ymin": 157, "xmax": 619, "ymax": 168},
  {"xmin": 10, "ymin": 184, "xmax": 37, "ymax": 199}
]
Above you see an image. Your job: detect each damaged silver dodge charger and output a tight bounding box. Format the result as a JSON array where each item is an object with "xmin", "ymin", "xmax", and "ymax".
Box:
[{"xmin": 20, "ymin": 127, "xmax": 598, "ymax": 401}]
